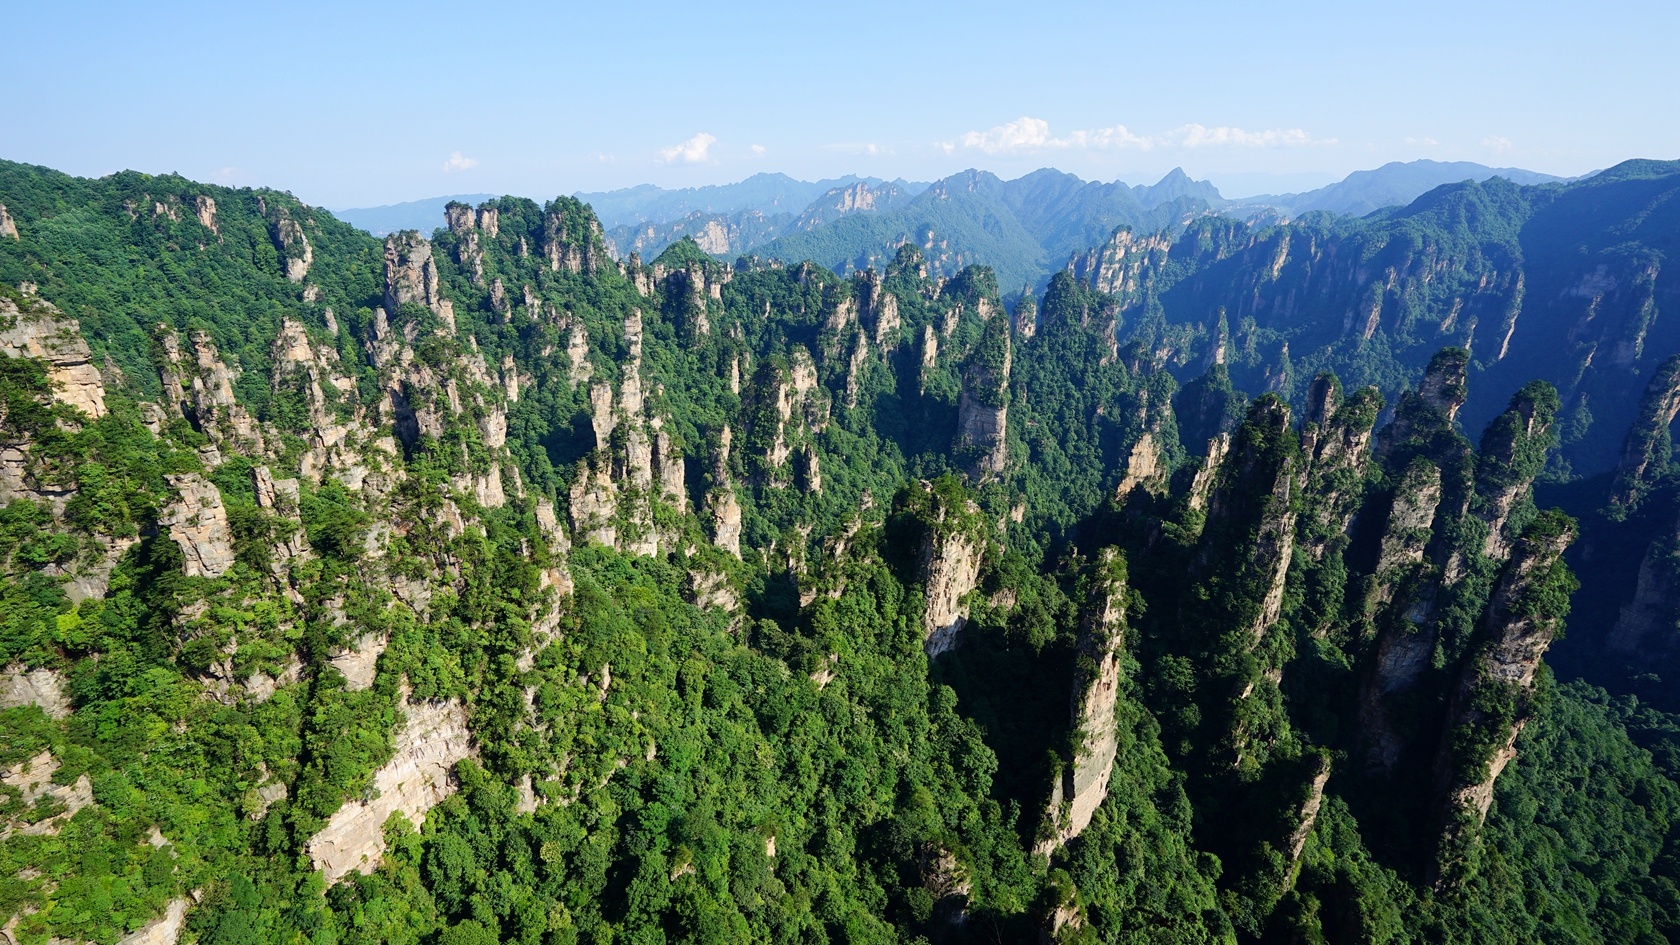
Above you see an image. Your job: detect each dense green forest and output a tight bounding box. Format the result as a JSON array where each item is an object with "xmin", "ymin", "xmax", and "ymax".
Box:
[{"xmin": 1, "ymin": 157, "xmax": 1678, "ymax": 945}]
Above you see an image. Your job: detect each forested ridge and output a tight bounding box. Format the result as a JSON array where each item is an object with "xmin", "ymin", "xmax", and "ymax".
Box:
[{"xmin": 0, "ymin": 156, "xmax": 1678, "ymax": 945}]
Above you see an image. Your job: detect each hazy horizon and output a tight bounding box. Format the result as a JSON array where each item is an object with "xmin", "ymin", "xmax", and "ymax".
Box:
[{"xmin": 6, "ymin": 0, "xmax": 1675, "ymax": 209}]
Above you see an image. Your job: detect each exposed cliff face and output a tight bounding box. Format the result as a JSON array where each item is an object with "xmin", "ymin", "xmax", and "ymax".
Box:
[
  {"xmin": 1375, "ymin": 348, "xmax": 1469, "ymax": 461},
  {"xmin": 1606, "ymin": 354, "xmax": 1680, "ymax": 518},
  {"xmin": 307, "ymin": 696, "xmax": 476, "ymax": 884},
  {"xmin": 1199, "ymin": 396, "xmax": 1297, "ymax": 644},
  {"xmin": 195, "ymin": 195, "xmax": 217, "ymax": 234},
  {"xmin": 710, "ymin": 488, "xmax": 743, "ymax": 558},
  {"xmin": 1473, "ymin": 382, "xmax": 1558, "ymax": 560},
  {"xmin": 564, "ymin": 311, "xmax": 689, "ymax": 557},
  {"xmin": 1356, "ymin": 361, "xmax": 1550, "ymax": 777},
  {"xmin": 747, "ymin": 347, "xmax": 829, "ymax": 486},
  {"xmin": 383, "ymin": 232, "xmax": 452, "ymax": 328},
  {"xmin": 271, "ymin": 318, "xmax": 395, "ymax": 491},
  {"xmin": 159, "ymin": 328, "xmax": 265, "ymax": 457},
  {"xmin": 1039, "ymin": 548, "xmax": 1128, "ymax": 854},
  {"xmin": 160, "ymin": 473, "xmax": 235, "ymax": 578},
  {"xmin": 1431, "ymin": 513, "xmax": 1575, "ymax": 881},
  {"xmin": 0, "ymin": 204, "xmax": 17, "ymax": 240},
  {"xmin": 115, "ymin": 897, "xmax": 189, "ymax": 945},
  {"xmin": 1114, "ymin": 431, "xmax": 1163, "ymax": 502},
  {"xmin": 1, "ymin": 750, "xmax": 95, "ymax": 837},
  {"xmin": 955, "ymin": 317, "xmax": 1010, "ymax": 483},
  {"xmin": 544, "ymin": 203, "xmax": 604, "ymax": 275},
  {"xmin": 273, "ymin": 210, "xmax": 313, "ymax": 283},
  {"xmin": 1295, "ymin": 375, "xmax": 1381, "ymax": 560},
  {"xmin": 1011, "ymin": 293, "xmax": 1037, "ymax": 340},
  {"xmin": 909, "ymin": 481, "xmax": 985, "ymax": 657},
  {"xmin": 0, "ymin": 294, "xmax": 107, "ymax": 419},
  {"xmin": 0, "ymin": 664, "xmax": 71, "ymax": 719},
  {"xmin": 253, "ymin": 465, "xmax": 310, "ymax": 571},
  {"xmin": 1358, "ymin": 463, "xmax": 1445, "ymax": 774},
  {"xmin": 856, "ymin": 268, "xmax": 901, "ymax": 348},
  {"xmin": 1066, "ymin": 226, "xmax": 1172, "ymax": 306},
  {"xmin": 1284, "ymin": 755, "xmax": 1333, "ymax": 875}
]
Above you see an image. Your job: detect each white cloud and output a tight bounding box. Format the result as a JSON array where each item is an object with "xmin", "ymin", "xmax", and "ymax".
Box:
[
  {"xmin": 952, "ymin": 116, "xmax": 1053, "ymax": 154},
  {"xmin": 442, "ymin": 151, "xmax": 479, "ymax": 172},
  {"xmin": 941, "ymin": 117, "xmax": 1334, "ymax": 154},
  {"xmin": 750, "ymin": 144, "xmax": 766, "ymax": 155},
  {"xmin": 1405, "ymin": 136, "xmax": 1440, "ymax": 146},
  {"xmin": 660, "ymin": 132, "xmax": 717, "ymax": 164},
  {"xmin": 1483, "ymin": 136, "xmax": 1514, "ymax": 152}
]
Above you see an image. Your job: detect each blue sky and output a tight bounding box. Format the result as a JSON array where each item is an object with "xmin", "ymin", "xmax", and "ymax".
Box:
[{"xmin": 6, "ymin": 0, "xmax": 1676, "ymax": 207}]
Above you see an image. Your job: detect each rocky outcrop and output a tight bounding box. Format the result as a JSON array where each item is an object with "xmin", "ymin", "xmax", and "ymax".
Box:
[
  {"xmin": 955, "ymin": 317, "xmax": 1011, "ymax": 483},
  {"xmin": 270, "ymin": 319, "xmax": 389, "ymax": 490},
  {"xmin": 195, "ymin": 195, "xmax": 218, "ymax": 234},
  {"xmin": 1114, "ymin": 431, "xmax": 1163, "ymax": 501},
  {"xmin": 544, "ymin": 205, "xmax": 602, "ymax": 275},
  {"xmin": 0, "ymin": 664, "xmax": 71, "ymax": 718},
  {"xmin": 921, "ymin": 526, "xmax": 980, "ymax": 656},
  {"xmin": 306, "ymin": 696, "xmax": 475, "ymax": 884},
  {"xmin": 273, "ymin": 211, "xmax": 313, "ymax": 283},
  {"xmin": 844, "ymin": 330, "xmax": 868, "ymax": 409},
  {"xmin": 1185, "ymin": 432, "xmax": 1231, "ymax": 513},
  {"xmin": 445, "ymin": 202, "xmax": 475, "ymax": 234},
  {"xmin": 383, "ymin": 232, "xmax": 452, "ymax": 328},
  {"xmin": 116, "ymin": 898, "xmax": 189, "ymax": 945},
  {"xmin": 1199, "ymin": 396, "xmax": 1297, "ymax": 644},
  {"xmin": 533, "ymin": 498, "xmax": 574, "ymax": 618},
  {"xmin": 1373, "ymin": 459, "xmax": 1444, "ymax": 597},
  {"xmin": 565, "ymin": 318, "xmax": 592, "ymax": 389},
  {"xmin": 1066, "ymin": 227, "xmax": 1172, "ymax": 305},
  {"xmin": 0, "ymin": 204, "xmax": 16, "ymax": 239},
  {"xmin": 160, "ymin": 474, "xmax": 236, "ymax": 578},
  {"xmin": 1473, "ymin": 382, "xmax": 1558, "ymax": 561},
  {"xmin": 710, "ymin": 488, "xmax": 743, "ymax": 558},
  {"xmin": 1039, "ymin": 549, "xmax": 1127, "ymax": 854},
  {"xmin": 158, "ymin": 328, "xmax": 265, "ymax": 456},
  {"xmin": 1296, "ymin": 375, "xmax": 1382, "ymax": 561},
  {"xmin": 564, "ymin": 311, "xmax": 685, "ymax": 556},
  {"xmin": 569, "ymin": 458, "xmax": 619, "ymax": 549},
  {"xmin": 919, "ymin": 325, "xmax": 938, "ymax": 393},
  {"xmin": 916, "ymin": 842, "xmax": 971, "ymax": 927},
  {"xmin": 1, "ymin": 293, "xmax": 108, "ymax": 418},
  {"xmin": 688, "ymin": 569, "xmax": 738, "ymax": 612},
  {"xmin": 1, "ymin": 750, "xmax": 95, "ymax": 837},
  {"xmin": 1012, "ymin": 292, "xmax": 1037, "ymax": 340},
  {"xmin": 752, "ymin": 348, "xmax": 829, "ymax": 483},
  {"xmin": 1375, "ymin": 348, "xmax": 1468, "ymax": 461},
  {"xmin": 910, "ymin": 482, "xmax": 984, "ymax": 657},
  {"xmin": 329, "ymin": 633, "xmax": 386, "ymax": 691},
  {"xmin": 1285, "ymin": 755, "xmax": 1333, "ymax": 873},
  {"xmin": 1431, "ymin": 513, "xmax": 1575, "ymax": 878},
  {"xmin": 1607, "ymin": 354, "xmax": 1680, "ymax": 518},
  {"xmin": 857, "ymin": 269, "xmax": 900, "ymax": 348}
]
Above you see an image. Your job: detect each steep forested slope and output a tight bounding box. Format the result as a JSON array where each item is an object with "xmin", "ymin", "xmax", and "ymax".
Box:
[{"xmin": 0, "ymin": 158, "xmax": 1677, "ymax": 945}]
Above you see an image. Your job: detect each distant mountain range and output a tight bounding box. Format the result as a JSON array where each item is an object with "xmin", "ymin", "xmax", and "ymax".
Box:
[
  {"xmin": 333, "ymin": 159, "xmax": 1578, "ymax": 290},
  {"xmin": 332, "ymin": 193, "xmax": 497, "ymax": 237},
  {"xmin": 1235, "ymin": 159, "xmax": 1572, "ymax": 216}
]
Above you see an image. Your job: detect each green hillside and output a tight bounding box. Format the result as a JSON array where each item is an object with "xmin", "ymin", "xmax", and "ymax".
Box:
[{"xmin": 0, "ymin": 158, "xmax": 1677, "ymax": 945}]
